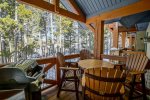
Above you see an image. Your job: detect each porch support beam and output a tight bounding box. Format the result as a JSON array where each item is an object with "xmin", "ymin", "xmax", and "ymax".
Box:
[
  {"xmin": 122, "ymin": 32, "xmax": 126, "ymax": 48},
  {"xmin": 86, "ymin": 0, "xmax": 150, "ymax": 24},
  {"xmin": 119, "ymin": 26, "xmax": 137, "ymax": 32},
  {"xmin": 112, "ymin": 26, "xmax": 119, "ymax": 48},
  {"xmin": 128, "ymin": 35, "xmax": 135, "ymax": 48},
  {"xmin": 94, "ymin": 20, "xmax": 104, "ymax": 59},
  {"xmin": 17, "ymin": 0, "xmax": 86, "ymax": 23},
  {"xmin": 107, "ymin": 23, "xmax": 119, "ymax": 48}
]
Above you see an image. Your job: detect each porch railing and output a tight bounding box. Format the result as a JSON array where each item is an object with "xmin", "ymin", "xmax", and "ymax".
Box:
[{"xmin": 36, "ymin": 53, "xmax": 80, "ymax": 90}]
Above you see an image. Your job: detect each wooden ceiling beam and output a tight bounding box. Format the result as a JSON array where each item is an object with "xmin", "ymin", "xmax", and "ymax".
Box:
[
  {"xmin": 17, "ymin": 0, "xmax": 86, "ymax": 23},
  {"xmin": 118, "ymin": 26, "xmax": 137, "ymax": 32},
  {"xmin": 66, "ymin": 0, "xmax": 85, "ymax": 19},
  {"xmin": 86, "ymin": 24, "xmax": 95, "ymax": 33},
  {"xmin": 86, "ymin": 0, "xmax": 150, "ymax": 24},
  {"xmin": 54, "ymin": 0, "xmax": 60, "ymax": 13}
]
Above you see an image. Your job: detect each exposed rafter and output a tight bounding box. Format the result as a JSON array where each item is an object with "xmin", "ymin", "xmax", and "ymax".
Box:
[
  {"xmin": 118, "ymin": 26, "xmax": 137, "ymax": 32},
  {"xmin": 86, "ymin": 0, "xmax": 150, "ymax": 24},
  {"xmin": 66, "ymin": 0, "xmax": 85, "ymax": 19},
  {"xmin": 86, "ymin": 24, "xmax": 95, "ymax": 33},
  {"xmin": 17, "ymin": 0, "xmax": 86, "ymax": 23}
]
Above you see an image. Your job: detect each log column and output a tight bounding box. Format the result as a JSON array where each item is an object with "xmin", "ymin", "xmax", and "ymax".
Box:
[
  {"xmin": 129, "ymin": 35, "xmax": 133, "ymax": 48},
  {"xmin": 112, "ymin": 23, "xmax": 119, "ymax": 48},
  {"xmin": 94, "ymin": 19, "xmax": 104, "ymax": 59},
  {"xmin": 122, "ymin": 32, "xmax": 126, "ymax": 48}
]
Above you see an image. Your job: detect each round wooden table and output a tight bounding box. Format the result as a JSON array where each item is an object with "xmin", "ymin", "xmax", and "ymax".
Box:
[
  {"xmin": 78, "ymin": 59, "xmax": 114, "ymax": 69},
  {"xmin": 78, "ymin": 59, "xmax": 115, "ymax": 87}
]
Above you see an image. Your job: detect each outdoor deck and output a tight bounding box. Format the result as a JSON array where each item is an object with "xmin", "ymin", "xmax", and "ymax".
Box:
[
  {"xmin": 5, "ymin": 82, "xmax": 145, "ymax": 100},
  {"xmin": 4, "ymin": 82, "xmax": 82, "ymax": 100},
  {"xmin": 43, "ymin": 83, "xmax": 82, "ymax": 100}
]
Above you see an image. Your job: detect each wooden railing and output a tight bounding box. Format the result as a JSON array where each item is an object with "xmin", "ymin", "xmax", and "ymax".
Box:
[
  {"xmin": 36, "ymin": 53, "xmax": 80, "ymax": 89},
  {"xmin": 0, "ymin": 53, "xmax": 150, "ymax": 94}
]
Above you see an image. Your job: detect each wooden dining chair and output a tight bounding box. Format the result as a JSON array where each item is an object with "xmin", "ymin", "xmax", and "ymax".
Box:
[
  {"xmin": 80, "ymin": 49, "xmax": 92, "ymax": 60},
  {"xmin": 124, "ymin": 54, "xmax": 149, "ymax": 99},
  {"xmin": 56, "ymin": 52, "xmax": 80, "ymax": 100},
  {"xmin": 100, "ymin": 54, "xmax": 127, "ymax": 70},
  {"xmin": 119, "ymin": 50, "xmax": 146, "ymax": 57},
  {"xmin": 82, "ymin": 68, "xmax": 126, "ymax": 100}
]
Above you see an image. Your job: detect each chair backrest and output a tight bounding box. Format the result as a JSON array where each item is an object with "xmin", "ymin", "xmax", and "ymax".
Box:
[
  {"xmin": 57, "ymin": 52, "xmax": 66, "ymax": 67},
  {"xmin": 84, "ymin": 68, "xmax": 126, "ymax": 100},
  {"xmin": 100, "ymin": 54, "xmax": 126, "ymax": 63},
  {"xmin": 120, "ymin": 50, "xmax": 146, "ymax": 57},
  {"xmin": 126, "ymin": 54, "xmax": 149, "ymax": 72},
  {"xmin": 80, "ymin": 49, "xmax": 92, "ymax": 60}
]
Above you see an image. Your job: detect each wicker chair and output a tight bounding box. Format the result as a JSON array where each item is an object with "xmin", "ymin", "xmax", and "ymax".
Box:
[
  {"xmin": 56, "ymin": 52, "xmax": 80, "ymax": 100},
  {"xmin": 82, "ymin": 68, "xmax": 126, "ymax": 100}
]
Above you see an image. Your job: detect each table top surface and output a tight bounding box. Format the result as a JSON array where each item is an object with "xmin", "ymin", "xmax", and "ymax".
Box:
[{"xmin": 78, "ymin": 59, "xmax": 114, "ymax": 69}]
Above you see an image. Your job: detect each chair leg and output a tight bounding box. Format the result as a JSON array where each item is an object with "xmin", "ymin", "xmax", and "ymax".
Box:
[
  {"xmin": 141, "ymin": 73, "xmax": 147, "ymax": 100},
  {"xmin": 129, "ymin": 75, "xmax": 136, "ymax": 99},
  {"xmin": 74, "ymin": 70, "xmax": 79, "ymax": 100},
  {"xmin": 57, "ymin": 70, "xmax": 66, "ymax": 97},
  {"xmin": 82, "ymin": 86, "xmax": 86, "ymax": 100}
]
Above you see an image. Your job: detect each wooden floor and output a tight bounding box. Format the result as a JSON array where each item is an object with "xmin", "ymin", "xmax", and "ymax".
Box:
[
  {"xmin": 0, "ymin": 82, "xmax": 82, "ymax": 100},
  {"xmin": 1, "ymin": 82, "xmax": 148, "ymax": 100},
  {"xmin": 42, "ymin": 82, "xmax": 82, "ymax": 100}
]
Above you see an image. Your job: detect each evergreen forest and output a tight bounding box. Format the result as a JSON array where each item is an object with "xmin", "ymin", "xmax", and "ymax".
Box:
[{"xmin": 0, "ymin": 0, "xmax": 95, "ymax": 63}]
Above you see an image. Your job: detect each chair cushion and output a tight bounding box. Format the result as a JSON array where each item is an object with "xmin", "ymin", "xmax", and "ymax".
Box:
[{"xmin": 63, "ymin": 69, "xmax": 81, "ymax": 78}]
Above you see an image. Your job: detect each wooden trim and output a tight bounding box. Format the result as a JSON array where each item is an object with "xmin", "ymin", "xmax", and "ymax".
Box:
[
  {"xmin": 66, "ymin": 0, "xmax": 85, "ymax": 18},
  {"xmin": 86, "ymin": 0, "xmax": 150, "ymax": 24},
  {"xmin": 17, "ymin": 0, "xmax": 86, "ymax": 23}
]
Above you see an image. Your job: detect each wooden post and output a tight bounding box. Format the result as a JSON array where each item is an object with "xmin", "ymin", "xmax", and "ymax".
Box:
[
  {"xmin": 56, "ymin": 59, "xmax": 60, "ymax": 85},
  {"xmin": 129, "ymin": 35, "xmax": 134, "ymax": 48},
  {"xmin": 112, "ymin": 23, "xmax": 119, "ymax": 48},
  {"xmin": 122, "ymin": 32, "xmax": 126, "ymax": 48},
  {"xmin": 94, "ymin": 19, "xmax": 104, "ymax": 59}
]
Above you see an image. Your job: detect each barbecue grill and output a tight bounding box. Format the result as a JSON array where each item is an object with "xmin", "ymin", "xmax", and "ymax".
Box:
[{"xmin": 0, "ymin": 60, "xmax": 44, "ymax": 100}]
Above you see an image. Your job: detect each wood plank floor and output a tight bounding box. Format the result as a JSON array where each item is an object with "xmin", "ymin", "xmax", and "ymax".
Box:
[
  {"xmin": 1, "ymin": 82, "xmax": 148, "ymax": 100},
  {"xmin": 42, "ymin": 82, "xmax": 82, "ymax": 100}
]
